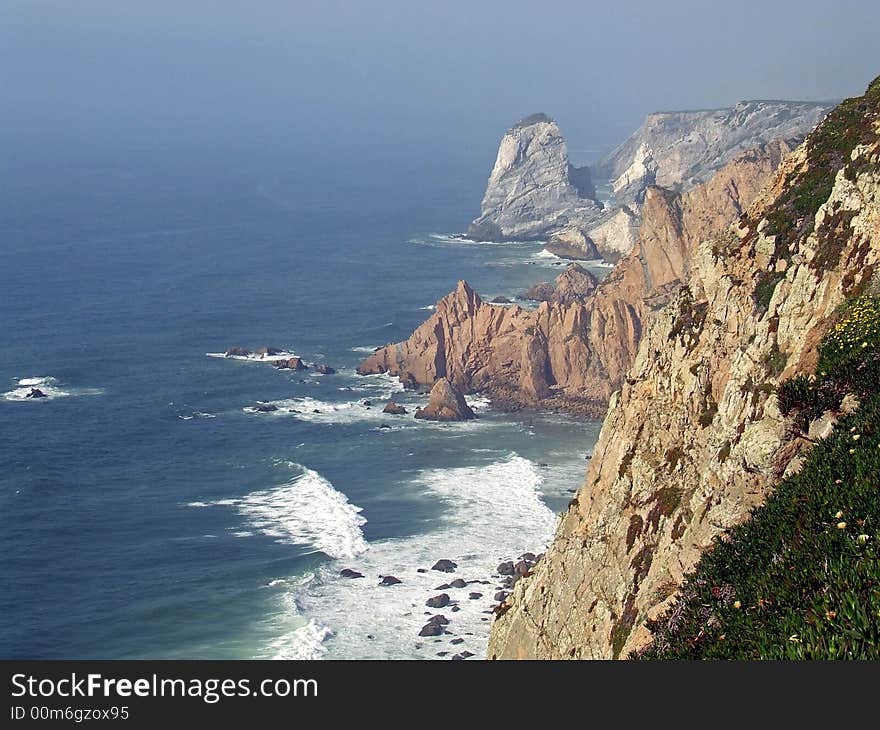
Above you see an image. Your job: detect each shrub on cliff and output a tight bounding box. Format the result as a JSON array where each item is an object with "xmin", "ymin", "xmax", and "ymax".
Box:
[{"xmin": 638, "ymin": 296, "xmax": 880, "ymax": 659}]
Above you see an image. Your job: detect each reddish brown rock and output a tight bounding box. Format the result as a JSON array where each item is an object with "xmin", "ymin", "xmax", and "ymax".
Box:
[
  {"xmin": 414, "ymin": 378, "xmax": 476, "ymax": 421},
  {"xmin": 357, "ymin": 142, "xmax": 792, "ymax": 415}
]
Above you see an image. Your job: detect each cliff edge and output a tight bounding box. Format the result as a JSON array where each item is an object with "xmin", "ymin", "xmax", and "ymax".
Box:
[{"xmin": 488, "ymin": 77, "xmax": 880, "ymax": 659}]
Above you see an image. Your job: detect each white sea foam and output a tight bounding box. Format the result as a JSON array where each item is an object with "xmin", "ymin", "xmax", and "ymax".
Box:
[
  {"xmin": 418, "ymin": 304, "xmax": 436, "ymax": 311},
  {"xmin": 3, "ymin": 376, "xmax": 102, "ymax": 402},
  {"xmin": 271, "ymin": 454, "xmax": 560, "ymax": 660},
  {"xmin": 266, "ymin": 619, "xmax": 335, "ymax": 660},
  {"xmin": 187, "ymin": 465, "xmax": 368, "ymax": 560},
  {"xmin": 206, "ymin": 351, "xmax": 297, "ymax": 363},
  {"xmin": 350, "ymin": 345, "xmax": 381, "ymax": 354}
]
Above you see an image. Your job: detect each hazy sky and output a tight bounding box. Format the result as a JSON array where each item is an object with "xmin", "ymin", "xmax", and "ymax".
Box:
[{"xmin": 2, "ymin": 1, "xmax": 879, "ymax": 164}]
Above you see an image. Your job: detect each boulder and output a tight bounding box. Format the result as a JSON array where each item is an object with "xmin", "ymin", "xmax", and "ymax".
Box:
[
  {"xmin": 426, "ymin": 594, "xmax": 451, "ymax": 608},
  {"xmin": 25, "ymin": 388, "xmax": 48, "ymax": 399},
  {"xmin": 414, "ymin": 379, "xmax": 476, "ymax": 422},
  {"xmin": 314, "ymin": 364, "xmax": 336, "ymax": 374},
  {"xmin": 431, "ymin": 559, "xmax": 458, "ymax": 573},
  {"xmin": 449, "ymin": 578, "xmax": 468, "ymax": 589},
  {"xmin": 383, "ymin": 401, "xmax": 408, "ymax": 415},
  {"xmin": 339, "ymin": 569, "xmax": 364, "ymax": 579},
  {"xmin": 496, "ymin": 561, "xmax": 515, "ymax": 576},
  {"xmin": 254, "ymin": 402, "xmax": 278, "ymax": 413},
  {"xmin": 491, "ymin": 295, "xmax": 512, "ymax": 304},
  {"xmin": 468, "ymin": 592, "xmax": 483, "ymax": 600},
  {"xmin": 379, "ymin": 575, "xmax": 402, "ymax": 586},
  {"xmin": 419, "ymin": 623, "xmax": 444, "ymax": 637}
]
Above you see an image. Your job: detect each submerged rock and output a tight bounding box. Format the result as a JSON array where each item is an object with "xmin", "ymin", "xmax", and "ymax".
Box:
[
  {"xmin": 314, "ymin": 364, "xmax": 336, "ymax": 374},
  {"xmin": 339, "ymin": 569, "xmax": 364, "ymax": 579},
  {"xmin": 254, "ymin": 402, "xmax": 278, "ymax": 413},
  {"xmin": 25, "ymin": 388, "xmax": 47, "ymax": 399}
]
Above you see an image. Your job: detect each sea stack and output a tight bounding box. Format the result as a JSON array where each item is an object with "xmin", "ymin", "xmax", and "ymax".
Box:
[
  {"xmin": 467, "ymin": 114, "xmax": 602, "ymax": 241},
  {"xmin": 414, "ymin": 378, "xmax": 476, "ymax": 422}
]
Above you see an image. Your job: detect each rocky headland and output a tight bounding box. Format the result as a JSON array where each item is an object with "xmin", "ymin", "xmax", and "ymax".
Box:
[
  {"xmin": 359, "ymin": 139, "xmax": 792, "ymax": 414},
  {"xmin": 469, "ymin": 100, "xmax": 831, "ymax": 263},
  {"xmin": 487, "ymin": 77, "xmax": 880, "ymax": 659}
]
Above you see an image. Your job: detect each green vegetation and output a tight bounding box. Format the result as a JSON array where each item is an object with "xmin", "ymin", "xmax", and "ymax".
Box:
[
  {"xmin": 763, "ymin": 75, "xmax": 880, "ymax": 259},
  {"xmin": 753, "ymin": 270, "xmax": 786, "ymax": 311},
  {"xmin": 638, "ymin": 297, "xmax": 880, "ymax": 659}
]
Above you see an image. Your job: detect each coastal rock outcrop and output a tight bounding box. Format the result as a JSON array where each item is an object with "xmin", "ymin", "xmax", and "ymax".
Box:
[
  {"xmin": 467, "ymin": 114, "xmax": 603, "ymax": 242},
  {"xmin": 359, "ymin": 141, "xmax": 792, "ymax": 414},
  {"xmin": 414, "ymin": 379, "xmax": 476, "ymax": 421},
  {"xmin": 488, "ymin": 78, "xmax": 880, "ymax": 659},
  {"xmin": 594, "ymin": 100, "xmax": 831, "ymax": 202}
]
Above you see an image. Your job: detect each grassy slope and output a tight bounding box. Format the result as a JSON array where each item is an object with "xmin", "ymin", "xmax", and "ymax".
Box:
[{"xmin": 638, "ymin": 77, "xmax": 880, "ymax": 660}]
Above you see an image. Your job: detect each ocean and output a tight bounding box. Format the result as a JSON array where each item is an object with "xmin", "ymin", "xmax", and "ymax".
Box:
[{"xmin": 0, "ymin": 144, "xmax": 606, "ymax": 660}]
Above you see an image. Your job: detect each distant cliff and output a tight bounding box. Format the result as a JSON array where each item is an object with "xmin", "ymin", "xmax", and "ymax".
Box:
[
  {"xmin": 466, "ymin": 114, "xmax": 603, "ymax": 242},
  {"xmin": 360, "ymin": 140, "xmax": 791, "ymax": 411},
  {"xmin": 594, "ymin": 100, "xmax": 832, "ymax": 201},
  {"xmin": 488, "ymin": 77, "xmax": 880, "ymax": 660},
  {"xmin": 468, "ymin": 102, "xmax": 830, "ymax": 263}
]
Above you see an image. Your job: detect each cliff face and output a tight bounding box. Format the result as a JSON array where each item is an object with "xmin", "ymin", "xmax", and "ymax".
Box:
[
  {"xmin": 595, "ymin": 100, "xmax": 832, "ymax": 202},
  {"xmin": 487, "ymin": 79, "xmax": 880, "ymax": 660},
  {"xmin": 360, "ymin": 141, "xmax": 791, "ymax": 411},
  {"xmin": 467, "ymin": 114, "xmax": 603, "ymax": 242}
]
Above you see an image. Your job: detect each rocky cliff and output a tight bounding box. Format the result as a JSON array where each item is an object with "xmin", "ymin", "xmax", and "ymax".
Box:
[
  {"xmin": 487, "ymin": 77, "xmax": 880, "ymax": 659},
  {"xmin": 595, "ymin": 100, "xmax": 832, "ymax": 202},
  {"xmin": 467, "ymin": 114, "xmax": 603, "ymax": 242},
  {"xmin": 360, "ymin": 140, "xmax": 791, "ymax": 412}
]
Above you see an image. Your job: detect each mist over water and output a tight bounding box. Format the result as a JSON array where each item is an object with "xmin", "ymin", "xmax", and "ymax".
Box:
[
  {"xmin": 2, "ymin": 0, "xmax": 875, "ymax": 660},
  {"xmin": 0, "ymin": 143, "xmax": 603, "ymax": 659}
]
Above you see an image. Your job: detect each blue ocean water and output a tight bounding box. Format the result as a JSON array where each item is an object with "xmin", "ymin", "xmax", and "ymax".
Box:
[{"xmin": 0, "ymin": 146, "xmax": 604, "ymax": 659}]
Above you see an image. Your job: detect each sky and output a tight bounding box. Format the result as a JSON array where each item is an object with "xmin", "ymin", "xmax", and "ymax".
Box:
[{"xmin": 2, "ymin": 0, "xmax": 879, "ymax": 167}]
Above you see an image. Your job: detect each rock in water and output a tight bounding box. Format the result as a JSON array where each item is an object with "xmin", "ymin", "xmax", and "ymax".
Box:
[
  {"xmin": 382, "ymin": 401, "xmax": 408, "ymax": 415},
  {"xmin": 544, "ymin": 227, "xmax": 601, "ymax": 261},
  {"xmin": 431, "ymin": 559, "xmax": 458, "ymax": 572},
  {"xmin": 467, "ymin": 114, "xmax": 602, "ymax": 241},
  {"xmin": 379, "ymin": 575, "xmax": 402, "ymax": 586},
  {"xmin": 414, "ymin": 379, "xmax": 476, "ymax": 422},
  {"xmin": 339, "ymin": 569, "xmax": 364, "ymax": 579},
  {"xmin": 426, "ymin": 594, "xmax": 451, "ymax": 608},
  {"xmin": 254, "ymin": 402, "xmax": 278, "ymax": 412},
  {"xmin": 275, "ymin": 356, "xmax": 308, "ymax": 371},
  {"xmin": 25, "ymin": 388, "xmax": 47, "ymax": 399},
  {"xmin": 225, "ymin": 346, "xmax": 251, "ymax": 358},
  {"xmin": 255, "ymin": 346, "xmax": 283, "ymax": 357},
  {"xmin": 314, "ymin": 364, "xmax": 336, "ymax": 374}
]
